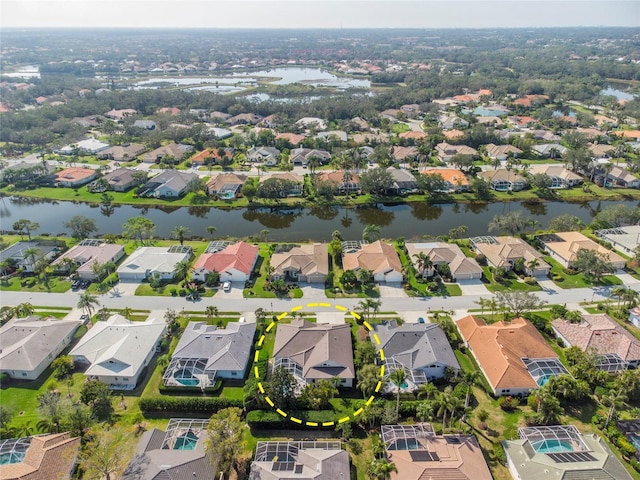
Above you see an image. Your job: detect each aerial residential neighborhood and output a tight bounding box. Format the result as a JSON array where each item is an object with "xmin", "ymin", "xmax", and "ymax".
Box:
[{"xmin": 1, "ymin": 19, "xmax": 640, "ymax": 480}]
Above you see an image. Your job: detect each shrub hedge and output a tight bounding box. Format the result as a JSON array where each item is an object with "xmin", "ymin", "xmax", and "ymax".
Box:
[
  {"xmin": 247, "ymin": 409, "xmax": 340, "ymax": 429},
  {"xmin": 139, "ymin": 396, "xmax": 242, "ymax": 413}
]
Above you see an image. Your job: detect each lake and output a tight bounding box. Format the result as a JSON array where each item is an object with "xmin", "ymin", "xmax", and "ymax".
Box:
[{"xmin": 3, "ymin": 197, "xmax": 638, "ymax": 242}]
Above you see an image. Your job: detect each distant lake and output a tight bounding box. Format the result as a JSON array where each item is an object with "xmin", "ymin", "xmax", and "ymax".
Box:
[
  {"xmin": 601, "ymin": 84, "xmax": 637, "ymax": 101},
  {"xmin": 3, "ymin": 197, "xmax": 638, "ymax": 242},
  {"xmin": 1, "ymin": 65, "xmax": 40, "ymax": 79},
  {"xmin": 235, "ymin": 68, "xmax": 371, "ymax": 89}
]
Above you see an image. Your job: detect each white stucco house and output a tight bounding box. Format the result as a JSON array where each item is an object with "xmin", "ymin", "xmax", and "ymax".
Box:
[{"xmin": 116, "ymin": 246, "xmax": 192, "ymax": 282}]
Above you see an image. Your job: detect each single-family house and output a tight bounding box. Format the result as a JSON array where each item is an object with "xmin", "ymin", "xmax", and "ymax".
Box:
[
  {"xmin": 208, "ymin": 127, "xmax": 232, "ymax": 139},
  {"xmin": 399, "ymin": 131, "xmax": 427, "ymax": 141},
  {"xmin": 250, "ymin": 441, "xmax": 350, "ymax": 480},
  {"xmin": 479, "ymin": 169, "xmax": 528, "ymax": 192},
  {"xmin": 603, "ymin": 166, "xmax": 640, "ymax": 189},
  {"xmin": 381, "ymin": 108, "xmax": 401, "ymax": 120},
  {"xmin": 52, "ymin": 240, "xmax": 125, "ymax": 280},
  {"xmin": 191, "ymin": 241, "xmax": 258, "ymax": 283},
  {"xmin": 275, "ymin": 132, "xmax": 306, "ymax": 146},
  {"xmin": 421, "ymin": 168, "xmax": 470, "ymax": 193},
  {"xmin": 269, "ymin": 243, "xmax": 329, "ymax": 284},
  {"xmin": 381, "ymin": 424, "xmax": 492, "ymax": 480},
  {"xmin": 59, "ymin": 138, "xmax": 110, "ymax": 155},
  {"xmin": 0, "ymin": 241, "xmax": 61, "ymax": 274},
  {"xmin": 0, "ymin": 433, "xmax": 80, "ymax": 480},
  {"xmin": 273, "ymin": 319, "xmax": 355, "ymax": 387},
  {"xmin": 371, "ymin": 321, "xmax": 460, "ymax": 391},
  {"xmin": 391, "ymin": 146, "xmax": 419, "ymax": 162},
  {"xmin": 588, "ymin": 143, "xmax": 615, "ymax": 158},
  {"xmin": 470, "ymin": 236, "xmax": 550, "ymax": 276},
  {"xmin": 122, "ymin": 419, "xmax": 215, "ymax": 480},
  {"xmin": 531, "ymin": 143, "xmax": 568, "ymax": 158},
  {"xmin": 99, "ymin": 143, "xmax": 146, "ymax": 162},
  {"xmin": 530, "ymin": 130, "xmax": 561, "ymax": 142},
  {"xmin": 405, "ymin": 242, "xmax": 483, "ymax": 280},
  {"xmin": 229, "ymin": 113, "xmax": 263, "ymax": 125},
  {"xmin": 290, "ymin": 148, "xmax": 331, "ymax": 167},
  {"xmin": 1, "ymin": 161, "xmax": 55, "ymax": 183},
  {"xmin": 259, "ymin": 114, "xmax": 280, "ymax": 128},
  {"xmin": 133, "ymin": 120, "xmax": 157, "ymax": 130},
  {"xmin": 485, "ymin": 143, "xmax": 523, "ymax": 161},
  {"xmin": 439, "ymin": 115, "xmax": 469, "ymax": 130},
  {"xmin": 434, "ymin": 143, "xmax": 478, "ymax": 162},
  {"xmin": 156, "ymin": 107, "xmax": 181, "ymax": 115},
  {"xmin": 190, "ymin": 147, "xmax": 234, "ymax": 167},
  {"xmin": 400, "ymin": 103, "xmax": 421, "ymax": 116},
  {"xmin": 206, "ymin": 173, "xmax": 248, "ymax": 199},
  {"xmin": 316, "ymin": 170, "xmax": 360, "ymax": 194},
  {"xmin": 259, "ymin": 172, "xmax": 304, "ymax": 197},
  {"xmin": 513, "ymin": 94, "xmax": 549, "ymax": 108},
  {"xmin": 595, "ymin": 225, "xmax": 640, "ymax": 256},
  {"xmin": 456, "ymin": 315, "xmax": 568, "ymax": 397},
  {"xmin": 502, "ymin": 425, "xmax": 632, "ymax": 480},
  {"xmin": 317, "ymin": 130, "xmax": 348, "ymax": 142},
  {"xmin": 541, "ymin": 231, "xmax": 626, "ymax": 270},
  {"xmin": 386, "ymin": 167, "xmax": 419, "ymax": 194},
  {"xmin": 140, "ymin": 143, "xmax": 193, "ymax": 163},
  {"xmin": 210, "ymin": 111, "xmax": 231, "ymax": 122},
  {"xmin": 342, "ymin": 240, "xmax": 403, "ymax": 283},
  {"xmin": 104, "ymin": 108, "xmax": 137, "ymax": 121},
  {"xmin": 54, "ymin": 167, "xmax": 99, "ymax": 187},
  {"xmin": 528, "ymin": 165, "xmax": 583, "ymax": 188},
  {"xmin": 0, "ymin": 316, "xmax": 80, "ymax": 380},
  {"xmin": 552, "ymin": 313, "xmax": 640, "ymax": 370},
  {"xmin": 351, "ymin": 116, "xmax": 371, "ymax": 131},
  {"xmin": 70, "ymin": 314, "xmax": 166, "ymax": 390},
  {"xmin": 138, "ymin": 170, "xmax": 198, "ymax": 198},
  {"xmin": 246, "ymin": 146, "xmax": 281, "ymax": 165},
  {"xmin": 295, "ymin": 117, "xmax": 328, "ymax": 131},
  {"xmin": 163, "ymin": 321, "xmax": 256, "ymax": 388},
  {"xmin": 630, "ymin": 307, "xmax": 640, "ymax": 329},
  {"xmin": 117, "ymin": 246, "xmax": 192, "ymax": 281},
  {"xmin": 102, "ymin": 167, "xmax": 143, "ymax": 192}
]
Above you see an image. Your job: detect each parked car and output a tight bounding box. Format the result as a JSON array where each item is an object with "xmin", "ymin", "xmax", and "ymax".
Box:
[
  {"xmin": 79, "ymin": 280, "xmax": 91, "ymax": 289},
  {"xmin": 223, "ymin": 281, "xmax": 231, "ymax": 292},
  {"xmin": 418, "ymin": 317, "xmax": 425, "ymax": 324},
  {"xmin": 80, "ymin": 314, "xmax": 90, "ymax": 323},
  {"xmin": 71, "ymin": 280, "xmax": 81, "ymax": 290}
]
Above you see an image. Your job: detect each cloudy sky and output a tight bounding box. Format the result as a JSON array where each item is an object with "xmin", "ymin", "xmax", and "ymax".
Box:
[{"xmin": 2, "ymin": 0, "xmax": 638, "ymax": 29}]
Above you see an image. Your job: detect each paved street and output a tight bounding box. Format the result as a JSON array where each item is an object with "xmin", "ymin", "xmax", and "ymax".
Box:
[{"xmin": 3, "ymin": 277, "xmax": 638, "ymax": 317}]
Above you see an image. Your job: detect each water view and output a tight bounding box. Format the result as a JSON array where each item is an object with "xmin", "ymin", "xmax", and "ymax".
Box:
[{"xmin": 3, "ymin": 197, "xmax": 637, "ymax": 241}]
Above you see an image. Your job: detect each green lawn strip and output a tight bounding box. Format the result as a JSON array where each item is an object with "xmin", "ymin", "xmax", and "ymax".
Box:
[
  {"xmin": 0, "ymin": 276, "xmax": 71, "ymax": 293},
  {"xmin": 545, "ymin": 255, "xmax": 622, "ymax": 289},
  {"xmin": 481, "ymin": 266, "xmax": 541, "ymax": 293},
  {"xmin": 245, "ymin": 246, "xmax": 277, "ymax": 298}
]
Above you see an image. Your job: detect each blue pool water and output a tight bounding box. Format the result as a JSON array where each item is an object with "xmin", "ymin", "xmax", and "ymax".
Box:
[
  {"xmin": 400, "ymin": 381, "xmax": 409, "ymax": 389},
  {"xmin": 533, "ymin": 439, "xmax": 573, "ymax": 453},
  {"xmin": 628, "ymin": 434, "xmax": 640, "ymax": 451},
  {"xmin": 174, "ymin": 368, "xmax": 199, "ymax": 386},
  {"xmin": 537, "ymin": 370, "xmax": 555, "ymax": 387},
  {"xmin": 0, "ymin": 452, "xmax": 25, "ymax": 465},
  {"xmin": 174, "ymin": 432, "xmax": 198, "ymax": 450}
]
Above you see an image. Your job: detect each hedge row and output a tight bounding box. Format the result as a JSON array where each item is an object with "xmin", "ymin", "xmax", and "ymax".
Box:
[
  {"xmin": 247, "ymin": 409, "xmax": 339, "ymax": 429},
  {"xmin": 139, "ymin": 396, "xmax": 242, "ymax": 413}
]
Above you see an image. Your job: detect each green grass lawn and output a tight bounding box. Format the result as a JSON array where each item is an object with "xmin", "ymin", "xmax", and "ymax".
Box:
[
  {"xmin": 545, "ymin": 256, "xmax": 622, "ymax": 289},
  {"xmin": 481, "ymin": 267, "xmax": 542, "ymax": 293},
  {"xmin": 0, "ymin": 276, "xmax": 71, "ymax": 293}
]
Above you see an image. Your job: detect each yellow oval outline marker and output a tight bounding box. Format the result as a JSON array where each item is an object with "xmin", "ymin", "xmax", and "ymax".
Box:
[{"xmin": 253, "ymin": 302, "xmax": 386, "ymax": 427}]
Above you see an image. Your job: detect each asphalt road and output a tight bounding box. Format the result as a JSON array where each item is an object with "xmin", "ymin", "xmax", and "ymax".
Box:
[{"xmin": 2, "ymin": 279, "xmax": 636, "ymax": 315}]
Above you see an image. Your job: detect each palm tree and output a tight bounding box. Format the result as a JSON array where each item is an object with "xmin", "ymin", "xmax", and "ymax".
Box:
[
  {"xmin": 77, "ymin": 292, "xmax": 99, "ymax": 317},
  {"xmin": 356, "ymin": 268, "xmax": 374, "ymax": 288},
  {"xmin": 173, "ymin": 260, "xmax": 192, "ymax": 282},
  {"xmin": 611, "ymin": 286, "xmax": 626, "ymax": 313},
  {"xmin": 205, "ymin": 305, "xmax": 219, "ymax": 322},
  {"xmin": 475, "ymin": 298, "xmax": 488, "ymax": 317},
  {"xmin": 22, "ymin": 247, "xmax": 42, "ymax": 272},
  {"xmin": 623, "ymin": 288, "xmax": 640, "ymax": 309},
  {"xmin": 171, "ymin": 225, "xmax": 190, "ymax": 246},
  {"xmin": 389, "ymin": 368, "xmax": 407, "ymax": 417},
  {"xmin": 362, "ymin": 224, "xmax": 381, "ymax": 243},
  {"xmin": 413, "ymin": 252, "xmax": 433, "ymax": 278},
  {"xmin": 601, "ymin": 389, "xmax": 627, "ymax": 428},
  {"xmin": 206, "ymin": 226, "xmax": 217, "ymax": 239},
  {"xmin": 358, "ymin": 298, "xmax": 382, "ymax": 323},
  {"xmin": 461, "ymin": 371, "xmax": 481, "ymax": 421},
  {"xmin": 417, "ymin": 382, "xmax": 438, "ymax": 401},
  {"xmin": 368, "ymin": 458, "xmax": 397, "ymax": 480},
  {"xmin": 436, "ymin": 388, "xmax": 453, "ymax": 433}
]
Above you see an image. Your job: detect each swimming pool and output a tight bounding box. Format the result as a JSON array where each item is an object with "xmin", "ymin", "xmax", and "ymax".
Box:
[
  {"xmin": 628, "ymin": 433, "xmax": 640, "ymax": 451},
  {"xmin": 174, "ymin": 368, "xmax": 199, "ymax": 386},
  {"xmin": 389, "ymin": 438, "xmax": 420, "ymax": 450},
  {"xmin": 0, "ymin": 452, "xmax": 25, "ymax": 465},
  {"xmin": 532, "ymin": 439, "xmax": 573, "ymax": 453},
  {"xmin": 536, "ymin": 370, "xmax": 555, "ymax": 387},
  {"xmin": 174, "ymin": 431, "xmax": 198, "ymax": 450}
]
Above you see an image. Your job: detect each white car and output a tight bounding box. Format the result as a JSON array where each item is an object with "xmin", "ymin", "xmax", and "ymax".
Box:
[{"xmin": 223, "ymin": 282, "xmax": 231, "ymax": 292}]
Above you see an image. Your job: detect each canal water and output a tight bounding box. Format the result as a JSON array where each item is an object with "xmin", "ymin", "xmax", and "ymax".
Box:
[{"xmin": 2, "ymin": 197, "xmax": 638, "ymax": 241}]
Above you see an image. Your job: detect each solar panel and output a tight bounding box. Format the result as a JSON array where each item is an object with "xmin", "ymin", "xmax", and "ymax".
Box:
[
  {"xmin": 409, "ymin": 450, "xmax": 440, "ymax": 462},
  {"xmin": 272, "ymin": 462, "xmax": 295, "ymax": 471},
  {"xmin": 547, "ymin": 452, "xmax": 597, "ymax": 463}
]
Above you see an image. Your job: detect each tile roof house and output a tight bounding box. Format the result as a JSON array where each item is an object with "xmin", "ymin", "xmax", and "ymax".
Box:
[
  {"xmin": 190, "ymin": 147, "xmax": 234, "ymax": 166},
  {"xmin": 206, "ymin": 173, "xmax": 248, "ymax": 199},
  {"xmin": 122, "ymin": 419, "xmax": 215, "ymax": 480},
  {"xmin": 269, "ymin": 243, "xmax": 329, "ymax": 284},
  {"xmin": 531, "ymin": 143, "xmax": 568, "ymax": 158},
  {"xmin": 372, "ymin": 321, "xmax": 460, "ymax": 391},
  {"xmin": 250, "ymin": 441, "xmax": 350, "ymax": 480},
  {"xmin": 421, "ymin": 168, "xmax": 470, "ymax": 193},
  {"xmin": 139, "ymin": 170, "xmax": 198, "ymax": 198},
  {"xmin": 290, "ymin": 148, "xmax": 331, "ymax": 167},
  {"xmin": 603, "ymin": 166, "xmax": 640, "ymax": 189},
  {"xmin": 342, "ymin": 240, "xmax": 403, "ymax": 283},
  {"xmin": 552, "ymin": 313, "xmax": 640, "ymax": 369},
  {"xmin": 399, "ymin": 130, "xmax": 427, "ymax": 141},
  {"xmin": 470, "ymin": 236, "xmax": 550, "ymax": 276},
  {"xmin": 456, "ymin": 315, "xmax": 567, "ymax": 396},
  {"xmin": 117, "ymin": 246, "xmax": 192, "ymax": 281},
  {"xmin": 99, "ymin": 143, "xmax": 146, "ymax": 162},
  {"xmin": 140, "ymin": 143, "xmax": 193, "ymax": 163},
  {"xmin": 529, "ymin": 164, "xmax": 583, "ymax": 188},
  {"xmin": 103, "ymin": 167, "xmax": 143, "ymax": 192},
  {"xmin": 53, "ymin": 167, "xmax": 99, "ymax": 187},
  {"xmin": 229, "ymin": 112, "xmax": 263, "ymax": 125},
  {"xmin": 192, "ymin": 241, "xmax": 258, "ymax": 283},
  {"xmin": 386, "ymin": 167, "xmax": 419, "ymax": 194},
  {"xmin": 382, "ymin": 424, "xmax": 492, "ymax": 480},
  {"xmin": 479, "ymin": 169, "xmax": 529, "ymax": 192},
  {"xmin": 439, "ymin": 115, "xmax": 469, "ymax": 130},
  {"xmin": 588, "ymin": 143, "xmax": 615, "ymax": 158},
  {"xmin": 485, "ymin": 143, "xmax": 523, "ymax": 161},
  {"xmin": 0, "ymin": 160, "xmax": 55, "ymax": 182},
  {"xmin": 502, "ymin": 425, "xmax": 633, "ymax": 480},
  {"xmin": 0, "ymin": 433, "xmax": 80, "ymax": 480},
  {"xmin": 435, "ymin": 142, "xmax": 478, "ymax": 162},
  {"xmin": 275, "ymin": 132, "xmax": 306, "ymax": 146},
  {"xmin": 316, "ymin": 170, "xmax": 360, "ymax": 194},
  {"xmin": 0, "ymin": 316, "xmax": 80, "ymax": 380},
  {"xmin": 406, "ymin": 242, "xmax": 482, "ymax": 281},
  {"xmin": 391, "ymin": 145, "xmax": 419, "ymax": 162},
  {"xmin": 133, "ymin": 120, "xmax": 157, "ymax": 130},
  {"xmin": 317, "ymin": 130, "xmax": 348, "ymax": 142},
  {"xmin": 104, "ymin": 108, "xmax": 137, "ymax": 121},
  {"xmin": 541, "ymin": 231, "xmax": 626, "ymax": 270},
  {"xmin": 70, "ymin": 314, "xmax": 166, "ymax": 390},
  {"xmin": 246, "ymin": 146, "xmax": 281, "ymax": 165},
  {"xmin": 51, "ymin": 240, "xmax": 125, "ymax": 280},
  {"xmin": 163, "ymin": 321, "xmax": 256, "ymax": 387},
  {"xmin": 0, "ymin": 241, "xmax": 62, "ymax": 274},
  {"xmin": 273, "ymin": 319, "xmax": 355, "ymax": 387}
]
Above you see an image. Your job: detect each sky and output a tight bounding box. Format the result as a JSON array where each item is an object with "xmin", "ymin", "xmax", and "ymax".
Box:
[{"xmin": 2, "ymin": 0, "xmax": 639, "ymax": 29}]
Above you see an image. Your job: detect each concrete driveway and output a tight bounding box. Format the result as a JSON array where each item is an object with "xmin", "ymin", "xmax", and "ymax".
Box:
[
  {"xmin": 300, "ymin": 284, "xmax": 327, "ymax": 299},
  {"xmin": 378, "ymin": 283, "xmax": 408, "ymax": 298},
  {"xmin": 214, "ymin": 282, "xmax": 245, "ymax": 299},
  {"xmin": 457, "ymin": 279, "xmax": 490, "ymax": 296},
  {"xmin": 399, "ymin": 310, "xmax": 429, "ymax": 323},
  {"xmin": 108, "ymin": 281, "xmax": 141, "ymax": 297},
  {"xmin": 316, "ymin": 311, "xmax": 347, "ymax": 324}
]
